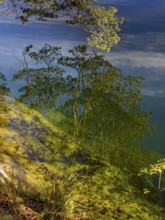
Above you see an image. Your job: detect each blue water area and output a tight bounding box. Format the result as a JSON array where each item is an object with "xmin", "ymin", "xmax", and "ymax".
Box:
[
  {"xmin": 0, "ymin": 0, "xmax": 164, "ymax": 155},
  {"xmin": 105, "ymin": 0, "xmax": 165, "ymax": 155}
]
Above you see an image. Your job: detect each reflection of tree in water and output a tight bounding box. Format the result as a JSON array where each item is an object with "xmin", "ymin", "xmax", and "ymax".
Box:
[
  {"xmin": 1, "ymin": 0, "xmax": 123, "ymax": 52},
  {"xmin": 13, "ymin": 44, "xmax": 64, "ymax": 111},
  {"xmin": 0, "ymin": 73, "xmax": 10, "ymax": 96},
  {"xmin": 13, "ymin": 44, "xmax": 152, "ymax": 171},
  {"xmin": 0, "ymin": 73, "xmax": 10, "ymax": 127}
]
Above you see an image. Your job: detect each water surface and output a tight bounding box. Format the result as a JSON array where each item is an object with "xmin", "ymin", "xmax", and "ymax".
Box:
[
  {"xmin": 107, "ymin": 0, "xmax": 165, "ymax": 154},
  {"xmin": 0, "ymin": 0, "xmax": 165, "ymax": 154}
]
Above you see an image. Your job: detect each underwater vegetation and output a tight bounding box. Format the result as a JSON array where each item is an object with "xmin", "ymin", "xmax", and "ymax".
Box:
[
  {"xmin": 0, "ymin": 45, "xmax": 165, "ymax": 219},
  {"xmin": 0, "ymin": 95, "xmax": 164, "ymax": 219}
]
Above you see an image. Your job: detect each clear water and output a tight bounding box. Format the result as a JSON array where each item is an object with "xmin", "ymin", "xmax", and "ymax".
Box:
[
  {"xmin": 106, "ymin": 0, "xmax": 165, "ymax": 154},
  {"xmin": 0, "ymin": 0, "xmax": 165, "ymax": 217},
  {"xmin": 1, "ymin": 1, "xmax": 165, "ymax": 156}
]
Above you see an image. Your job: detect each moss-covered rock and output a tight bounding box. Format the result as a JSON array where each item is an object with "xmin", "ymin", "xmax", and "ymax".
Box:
[{"xmin": 0, "ymin": 95, "xmax": 164, "ymax": 219}]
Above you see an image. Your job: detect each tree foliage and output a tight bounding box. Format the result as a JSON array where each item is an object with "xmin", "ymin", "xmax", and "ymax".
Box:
[
  {"xmin": 13, "ymin": 44, "xmax": 64, "ymax": 109},
  {"xmin": 0, "ymin": 73, "xmax": 10, "ymax": 95},
  {"xmin": 139, "ymin": 158, "xmax": 165, "ymax": 195},
  {"xmin": 13, "ymin": 44, "xmax": 152, "ymax": 173},
  {"xmin": 1, "ymin": 0, "xmax": 123, "ymax": 52},
  {"xmin": 139, "ymin": 158, "xmax": 165, "ymax": 220}
]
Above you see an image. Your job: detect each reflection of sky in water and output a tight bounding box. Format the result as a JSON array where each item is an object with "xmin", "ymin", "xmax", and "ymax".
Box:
[
  {"xmin": 107, "ymin": 0, "xmax": 165, "ymax": 153},
  {"xmin": 0, "ymin": 0, "xmax": 165, "ymax": 153}
]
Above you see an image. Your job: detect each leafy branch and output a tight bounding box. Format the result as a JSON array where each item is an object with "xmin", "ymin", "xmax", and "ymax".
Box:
[{"xmin": 139, "ymin": 158, "xmax": 165, "ymax": 220}]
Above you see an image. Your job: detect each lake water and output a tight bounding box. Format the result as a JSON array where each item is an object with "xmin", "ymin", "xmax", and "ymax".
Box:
[
  {"xmin": 107, "ymin": 0, "xmax": 165, "ymax": 154},
  {"xmin": 0, "ymin": 0, "xmax": 165, "ymax": 155}
]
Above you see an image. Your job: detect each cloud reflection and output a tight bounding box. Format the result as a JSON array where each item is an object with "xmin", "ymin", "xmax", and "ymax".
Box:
[
  {"xmin": 108, "ymin": 50, "xmax": 165, "ymax": 98},
  {"xmin": 110, "ymin": 51, "xmax": 165, "ymax": 69}
]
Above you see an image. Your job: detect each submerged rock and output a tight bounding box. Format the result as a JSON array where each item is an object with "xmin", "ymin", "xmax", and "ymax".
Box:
[{"xmin": 0, "ymin": 95, "xmax": 164, "ymax": 220}]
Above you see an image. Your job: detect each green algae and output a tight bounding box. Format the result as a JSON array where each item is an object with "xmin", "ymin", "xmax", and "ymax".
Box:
[{"xmin": 0, "ymin": 95, "xmax": 164, "ymax": 219}]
